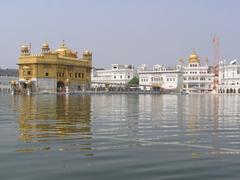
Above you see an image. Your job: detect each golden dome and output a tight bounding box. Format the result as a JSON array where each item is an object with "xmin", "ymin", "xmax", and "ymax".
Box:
[
  {"xmin": 189, "ymin": 49, "xmax": 199, "ymax": 63},
  {"xmin": 56, "ymin": 40, "xmax": 69, "ymax": 53},
  {"xmin": 42, "ymin": 42, "xmax": 49, "ymax": 48},
  {"xmin": 55, "ymin": 40, "xmax": 78, "ymax": 58}
]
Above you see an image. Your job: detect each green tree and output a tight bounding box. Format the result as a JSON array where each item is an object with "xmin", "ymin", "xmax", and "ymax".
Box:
[{"xmin": 128, "ymin": 77, "xmax": 139, "ymax": 86}]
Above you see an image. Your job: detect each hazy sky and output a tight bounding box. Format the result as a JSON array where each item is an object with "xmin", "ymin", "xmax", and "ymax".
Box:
[{"xmin": 0, "ymin": 0, "xmax": 239, "ymax": 69}]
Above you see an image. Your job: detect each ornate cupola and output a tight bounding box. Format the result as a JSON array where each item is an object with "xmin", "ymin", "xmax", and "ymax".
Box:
[
  {"xmin": 21, "ymin": 44, "xmax": 30, "ymax": 56},
  {"xmin": 82, "ymin": 50, "xmax": 92, "ymax": 61},
  {"xmin": 41, "ymin": 42, "xmax": 50, "ymax": 53}
]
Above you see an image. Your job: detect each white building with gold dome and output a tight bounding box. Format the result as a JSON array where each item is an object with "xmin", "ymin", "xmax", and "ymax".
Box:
[
  {"xmin": 182, "ymin": 49, "xmax": 215, "ymax": 93},
  {"xmin": 17, "ymin": 41, "xmax": 92, "ymax": 94}
]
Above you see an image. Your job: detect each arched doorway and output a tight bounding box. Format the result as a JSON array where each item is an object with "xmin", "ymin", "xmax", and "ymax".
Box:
[
  {"xmin": 23, "ymin": 82, "xmax": 27, "ymax": 89},
  {"xmin": 57, "ymin": 81, "xmax": 65, "ymax": 92}
]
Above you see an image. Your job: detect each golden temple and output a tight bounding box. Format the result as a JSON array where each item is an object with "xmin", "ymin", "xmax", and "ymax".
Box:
[{"xmin": 17, "ymin": 41, "xmax": 92, "ymax": 93}]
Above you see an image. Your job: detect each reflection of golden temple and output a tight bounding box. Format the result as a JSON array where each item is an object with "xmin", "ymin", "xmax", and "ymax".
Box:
[
  {"xmin": 17, "ymin": 41, "xmax": 92, "ymax": 94},
  {"xmin": 17, "ymin": 95, "xmax": 91, "ymax": 143}
]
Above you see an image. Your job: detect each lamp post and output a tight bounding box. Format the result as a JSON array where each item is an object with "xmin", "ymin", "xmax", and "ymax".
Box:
[
  {"xmin": 27, "ymin": 80, "xmax": 31, "ymax": 95},
  {"xmin": 11, "ymin": 80, "xmax": 16, "ymax": 95},
  {"xmin": 65, "ymin": 78, "xmax": 70, "ymax": 94}
]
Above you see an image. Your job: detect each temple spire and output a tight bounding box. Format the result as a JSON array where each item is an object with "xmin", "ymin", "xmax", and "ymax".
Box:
[{"xmin": 61, "ymin": 40, "xmax": 65, "ymax": 47}]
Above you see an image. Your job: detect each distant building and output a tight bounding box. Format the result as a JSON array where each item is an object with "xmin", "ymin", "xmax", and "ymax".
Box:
[
  {"xmin": 91, "ymin": 64, "xmax": 137, "ymax": 88},
  {"xmin": 0, "ymin": 68, "xmax": 18, "ymax": 93},
  {"xmin": 218, "ymin": 60, "xmax": 240, "ymax": 94},
  {"xmin": 182, "ymin": 49, "xmax": 215, "ymax": 93},
  {"xmin": 138, "ymin": 64, "xmax": 183, "ymax": 92},
  {"xmin": 17, "ymin": 41, "xmax": 92, "ymax": 93}
]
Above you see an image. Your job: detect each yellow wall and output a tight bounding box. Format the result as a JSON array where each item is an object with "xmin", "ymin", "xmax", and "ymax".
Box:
[{"xmin": 18, "ymin": 53, "xmax": 92, "ymax": 85}]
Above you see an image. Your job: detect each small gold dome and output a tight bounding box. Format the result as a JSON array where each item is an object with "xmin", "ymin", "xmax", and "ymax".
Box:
[
  {"xmin": 189, "ymin": 49, "xmax": 199, "ymax": 63},
  {"xmin": 21, "ymin": 44, "xmax": 29, "ymax": 54},
  {"xmin": 42, "ymin": 42, "xmax": 49, "ymax": 48},
  {"xmin": 21, "ymin": 44, "xmax": 27, "ymax": 49},
  {"xmin": 21, "ymin": 44, "xmax": 28, "ymax": 51},
  {"xmin": 83, "ymin": 50, "xmax": 92, "ymax": 56},
  {"xmin": 42, "ymin": 42, "xmax": 50, "ymax": 53}
]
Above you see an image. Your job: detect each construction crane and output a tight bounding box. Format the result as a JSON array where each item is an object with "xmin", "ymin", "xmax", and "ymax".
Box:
[{"xmin": 212, "ymin": 36, "xmax": 220, "ymax": 91}]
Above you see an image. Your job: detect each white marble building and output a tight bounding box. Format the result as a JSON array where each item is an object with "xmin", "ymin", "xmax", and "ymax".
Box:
[
  {"xmin": 218, "ymin": 59, "xmax": 240, "ymax": 94},
  {"xmin": 138, "ymin": 64, "xmax": 183, "ymax": 92},
  {"xmin": 91, "ymin": 64, "xmax": 137, "ymax": 88},
  {"xmin": 182, "ymin": 49, "xmax": 215, "ymax": 93}
]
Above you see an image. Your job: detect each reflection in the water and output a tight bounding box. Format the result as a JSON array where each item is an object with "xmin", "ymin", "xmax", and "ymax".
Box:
[
  {"xmin": 3, "ymin": 94, "xmax": 240, "ymax": 180},
  {"xmin": 13, "ymin": 94, "xmax": 240, "ymax": 156},
  {"xmin": 17, "ymin": 95, "xmax": 92, "ymax": 154}
]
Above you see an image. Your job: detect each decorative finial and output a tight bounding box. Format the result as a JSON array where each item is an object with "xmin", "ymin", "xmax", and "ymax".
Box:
[
  {"xmin": 61, "ymin": 40, "xmax": 65, "ymax": 47},
  {"xmin": 193, "ymin": 48, "xmax": 196, "ymax": 53}
]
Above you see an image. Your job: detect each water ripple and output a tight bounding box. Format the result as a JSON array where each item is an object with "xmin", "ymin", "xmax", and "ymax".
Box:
[{"xmin": 1, "ymin": 94, "xmax": 240, "ymax": 179}]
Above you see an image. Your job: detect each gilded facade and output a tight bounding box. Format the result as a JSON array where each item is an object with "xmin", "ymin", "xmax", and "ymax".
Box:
[{"xmin": 17, "ymin": 41, "xmax": 92, "ymax": 93}]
